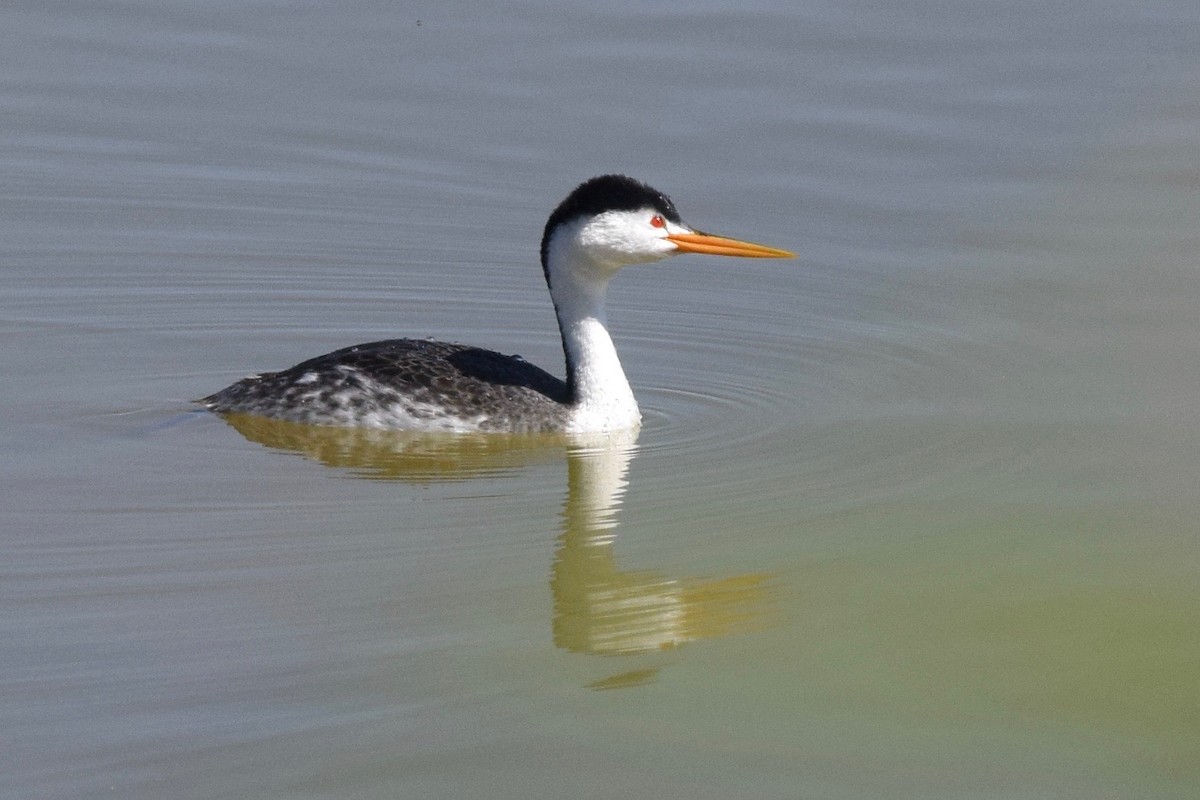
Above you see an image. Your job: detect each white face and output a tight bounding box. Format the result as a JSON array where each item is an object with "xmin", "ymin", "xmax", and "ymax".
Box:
[{"xmin": 574, "ymin": 207, "xmax": 693, "ymax": 269}]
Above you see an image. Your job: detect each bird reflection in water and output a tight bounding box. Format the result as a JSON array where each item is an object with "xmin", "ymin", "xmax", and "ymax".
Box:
[
  {"xmin": 211, "ymin": 413, "xmax": 774, "ymax": 688},
  {"xmin": 552, "ymin": 433, "xmax": 772, "ymax": 671}
]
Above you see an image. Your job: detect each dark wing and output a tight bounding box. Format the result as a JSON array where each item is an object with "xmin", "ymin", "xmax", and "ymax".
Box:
[{"xmin": 202, "ymin": 338, "xmax": 571, "ymax": 429}]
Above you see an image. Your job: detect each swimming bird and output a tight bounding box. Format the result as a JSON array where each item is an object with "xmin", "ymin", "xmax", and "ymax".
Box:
[{"xmin": 202, "ymin": 174, "xmax": 793, "ymax": 433}]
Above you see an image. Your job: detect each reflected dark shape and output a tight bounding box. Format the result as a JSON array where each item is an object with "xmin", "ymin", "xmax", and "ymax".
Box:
[
  {"xmin": 214, "ymin": 412, "xmax": 565, "ymax": 481},
  {"xmin": 586, "ymin": 667, "xmax": 660, "ymax": 691},
  {"xmin": 210, "ymin": 414, "xmax": 774, "ymax": 686}
]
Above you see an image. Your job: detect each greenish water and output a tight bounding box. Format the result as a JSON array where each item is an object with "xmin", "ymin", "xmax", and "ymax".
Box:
[{"xmin": 2, "ymin": 1, "xmax": 1198, "ymax": 798}]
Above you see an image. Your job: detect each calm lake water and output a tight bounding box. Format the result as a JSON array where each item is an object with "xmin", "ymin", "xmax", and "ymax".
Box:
[{"xmin": 3, "ymin": 1, "xmax": 1199, "ymax": 798}]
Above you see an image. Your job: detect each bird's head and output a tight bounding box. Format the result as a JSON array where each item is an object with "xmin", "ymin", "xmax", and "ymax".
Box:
[{"xmin": 541, "ymin": 174, "xmax": 793, "ymax": 285}]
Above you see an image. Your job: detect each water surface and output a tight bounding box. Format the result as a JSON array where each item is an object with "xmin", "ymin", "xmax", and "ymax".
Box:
[{"xmin": 2, "ymin": 1, "xmax": 1199, "ymax": 798}]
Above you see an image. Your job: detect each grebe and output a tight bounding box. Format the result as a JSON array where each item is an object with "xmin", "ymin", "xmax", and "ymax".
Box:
[{"xmin": 202, "ymin": 175, "xmax": 793, "ymax": 433}]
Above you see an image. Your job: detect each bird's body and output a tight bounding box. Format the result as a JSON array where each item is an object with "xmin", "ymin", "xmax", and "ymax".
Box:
[
  {"xmin": 202, "ymin": 175, "xmax": 792, "ymax": 433},
  {"xmin": 205, "ymin": 338, "xmax": 571, "ymax": 432}
]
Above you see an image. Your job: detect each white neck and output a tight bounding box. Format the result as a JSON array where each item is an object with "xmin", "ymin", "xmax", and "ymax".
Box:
[{"xmin": 545, "ymin": 243, "xmax": 641, "ymax": 433}]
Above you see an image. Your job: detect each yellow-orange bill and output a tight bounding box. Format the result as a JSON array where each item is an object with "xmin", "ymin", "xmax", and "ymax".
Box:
[{"xmin": 666, "ymin": 231, "xmax": 795, "ymax": 259}]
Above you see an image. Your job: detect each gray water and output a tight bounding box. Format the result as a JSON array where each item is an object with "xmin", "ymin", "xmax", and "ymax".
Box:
[{"xmin": 3, "ymin": 2, "xmax": 1199, "ymax": 798}]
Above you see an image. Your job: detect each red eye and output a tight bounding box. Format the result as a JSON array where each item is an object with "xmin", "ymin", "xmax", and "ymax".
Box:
[{"xmin": 650, "ymin": 215, "xmax": 665, "ymax": 228}]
